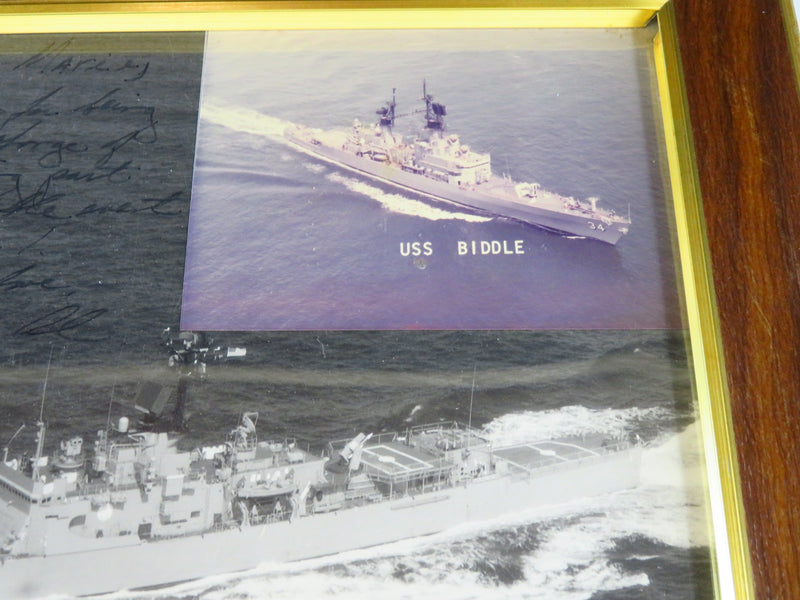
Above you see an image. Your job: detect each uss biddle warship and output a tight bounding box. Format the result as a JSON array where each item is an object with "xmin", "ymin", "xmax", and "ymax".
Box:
[
  {"xmin": 0, "ymin": 372, "xmax": 642, "ymax": 598},
  {"xmin": 284, "ymin": 82, "xmax": 631, "ymax": 244}
]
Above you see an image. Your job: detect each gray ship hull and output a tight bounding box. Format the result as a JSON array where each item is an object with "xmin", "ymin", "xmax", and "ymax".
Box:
[
  {"xmin": 284, "ymin": 128, "xmax": 629, "ymax": 245},
  {"xmin": 1, "ymin": 445, "xmax": 640, "ymax": 598}
]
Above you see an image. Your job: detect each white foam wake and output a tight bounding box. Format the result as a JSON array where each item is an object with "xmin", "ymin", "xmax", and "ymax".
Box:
[
  {"xmin": 483, "ymin": 408, "xmax": 710, "ymax": 550},
  {"xmin": 200, "ymin": 102, "xmax": 291, "ymax": 140},
  {"xmin": 481, "ymin": 405, "xmax": 669, "ymax": 444},
  {"xmin": 326, "ymin": 172, "xmax": 492, "ymax": 224},
  {"xmin": 199, "ymin": 104, "xmax": 498, "ymax": 226}
]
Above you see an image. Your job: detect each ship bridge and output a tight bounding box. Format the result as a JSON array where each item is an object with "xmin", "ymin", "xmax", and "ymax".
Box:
[{"xmin": 414, "ymin": 134, "xmax": 491, "ymax": 186}]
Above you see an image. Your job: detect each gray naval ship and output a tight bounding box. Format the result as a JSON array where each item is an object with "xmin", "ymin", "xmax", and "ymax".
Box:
[
  {"xmin": 0, "ymin": 398, "xmax": 641, "ymax": 598},
  {"xmin": 284, "ymin": 83, "xmax": 631, "ymax": 244}
]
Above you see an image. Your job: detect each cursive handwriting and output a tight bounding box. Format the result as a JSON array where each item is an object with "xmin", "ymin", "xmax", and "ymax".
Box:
[
  {"xmin": 0, "ymin": 48, "xmax": 180, "ymax": 219},
  {"xmin": 0, "ymin": 173, "xmax": 67, "ymax": 218},
  {"xmin": 15, "ymin": 304, "xmax": 109, "ymax": 341},
  {"xmin": 73, "ymin": 87, "xmax": 156, "ymax": 121},
  {"xmin": 75, "ymin": 190, "xmax": 185, "ymax": 217},
  {"xmin": 0, "ymin": 87, "xmax": 61, "ymax": 130},
  {"xmin": 0, "ymin": 264, "xmax": 69, "ymax": 292},
  {"xmin": 3, "ymin": 264, "xmax": 107, "ymax": 342},
  {"xmin": 3, "ymin": 39, "xmax": 190, "ymax": 343},
  {"xmin": 0, "ymin": 120, "xmax": 89, "ymax": 169},
  {"xmin": 13, "ymin": 39, "xmax": 150, "ymax": 82},
  {"xmin": 0, "ymin": 172, "xmax": 186, "ymax": 219},
  {"xmin": 96, "ymin": 120, "xmax": 158, "ymax": 168}
]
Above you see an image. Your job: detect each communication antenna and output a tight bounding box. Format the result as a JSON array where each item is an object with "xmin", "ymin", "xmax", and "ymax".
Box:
[
  {"xmin": 2, "ymin": 424, "xmax": 25, "ymax": 463},
  {"xmin": 106, "ymin": 383, "xmax": 116, "ymax": 432},
  {"xmin": 39, "ymin": 345, "xmax": 53, "ymax": 421},
  {"xmin": 467, "ymin": 366, "xmax": 476, "ymax": 453},
  {"xmin": 34, "ymin": 346, "xmax": 54, "ymax": 477}
]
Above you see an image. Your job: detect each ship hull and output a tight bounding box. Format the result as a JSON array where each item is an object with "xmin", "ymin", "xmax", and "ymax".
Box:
[
  {"xmin": 284, "ymin": 129, "xmax": 628, "ymax": 245},
  {"xmin": 1, "ymin": 446, "xmax": 640, "ymax": 598}
]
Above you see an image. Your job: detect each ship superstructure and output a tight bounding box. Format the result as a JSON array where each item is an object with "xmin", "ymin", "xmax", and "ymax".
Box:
[
  {"xmin": 0, "ymin": 406, "xmax": 641, "ymax": 598},
  {"xmin": 284, "ymin": 82, "xmax": 631, "ymax": 244}
]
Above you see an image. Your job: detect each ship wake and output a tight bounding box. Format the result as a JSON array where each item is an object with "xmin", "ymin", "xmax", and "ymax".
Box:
[
  {"xmin": 199, "ymin": 102, "xmax": 493, "ymax": 227},
  {"xmin": 325, "ymin": 172, "xmax": 493, "ymax": 225},
  {"xmin": 200, "ymin": 102, "xmax": 291, "ymax": 141}
]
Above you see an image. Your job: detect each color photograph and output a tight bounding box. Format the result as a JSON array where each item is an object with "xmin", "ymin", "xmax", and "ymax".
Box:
[{"xmin": 182, "ymin": 28, "xmax": 681, "ymax": 331}]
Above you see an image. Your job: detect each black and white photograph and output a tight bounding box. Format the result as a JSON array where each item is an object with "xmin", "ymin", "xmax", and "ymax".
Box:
[{"xmin": 0, "ymin": 24, "xmax": 722, "ymax": 600}]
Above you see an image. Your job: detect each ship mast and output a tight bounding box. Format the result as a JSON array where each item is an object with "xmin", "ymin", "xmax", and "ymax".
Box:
[
  {"xmin": 33, "ymin": 347, "xmax": 53, "ymax": 478},
  {"xmin": 422, "ymin": 80, "xmax": 446, "ymax": 131},
  {"xmin": 467, "ymin": 366, "xmax": 476, "ymax": 454},
  {"xmin": 376, "ymin": 88, "xmax": 396, "ymax": 127}
]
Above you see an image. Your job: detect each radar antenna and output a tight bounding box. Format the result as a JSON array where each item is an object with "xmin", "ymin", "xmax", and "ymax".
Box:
[
  {"xmin": 162, "ymin": 327, "xmax": 246, "ymax": 377},
  {"xmin": 376, "ymin": 88, "xmax": 397, "ymax": 127},
  {"xmin": 422, "ymin": 79, "xmax": 446, "ymax": 131},
  {"xmin": 129, "ymin": 328, "xmax": 250, "ymax": 431}
]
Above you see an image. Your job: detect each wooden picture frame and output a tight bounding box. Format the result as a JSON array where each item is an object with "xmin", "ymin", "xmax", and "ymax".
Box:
[{"xmin": 673, "ymin": 0, "xmax": 800, "ymax": 598}]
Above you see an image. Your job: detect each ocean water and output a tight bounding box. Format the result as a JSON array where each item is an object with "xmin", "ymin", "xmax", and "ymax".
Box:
[
  {"xmin": 182, "ymin": 28, "xmax": 681, "ymax": 331},
  {"xmin": 1, "ymin": 329, "xmax": 714, "ymax": 600}
]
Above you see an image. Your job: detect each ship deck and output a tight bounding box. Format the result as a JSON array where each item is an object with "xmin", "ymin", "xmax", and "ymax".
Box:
[
  {"xmin": 493, "ymin": 440, "xmax": 602, "ymax": 474},
  {"xmin": 359, "ymin": 436, "xmax": 611, "ymax": 482},
  {"xmin": 359, "ymin": 441, "xmax": 451, "ymax": 484},
  {"xmin": 286, "ymin": 126, "xmax": 628, "ymax": 226}
]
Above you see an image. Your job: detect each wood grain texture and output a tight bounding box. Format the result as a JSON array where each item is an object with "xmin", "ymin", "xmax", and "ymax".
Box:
[{"xmin": 673, "ymin": 0, "xmax": 800, "ymax": 597}]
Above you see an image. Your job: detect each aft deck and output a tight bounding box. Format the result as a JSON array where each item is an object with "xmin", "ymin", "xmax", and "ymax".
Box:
[
  {"xmin": 493, "ymin": 436, "xmax": 633, "ymax": 476},
  {"xmin": 359, "ymin": 440, "xmax": 452, "ymax": 486}
]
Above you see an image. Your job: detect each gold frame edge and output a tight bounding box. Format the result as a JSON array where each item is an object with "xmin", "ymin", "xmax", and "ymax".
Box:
[
  {"xmin": 780, "ymin": 0, "xmax": 800, "ymax": 96},
  {"xmin": 655, "ymin": 4, "xmax": 754, "ymax": 599},
  {"xmin": 0, "ymin": 1, "xmax": 664, "ymax": 32}
]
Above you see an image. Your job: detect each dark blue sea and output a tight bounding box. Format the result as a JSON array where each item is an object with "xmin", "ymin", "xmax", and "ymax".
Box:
[{"xmin": 0, "ymin": 30, "xmax": 715, "ymax": 600}]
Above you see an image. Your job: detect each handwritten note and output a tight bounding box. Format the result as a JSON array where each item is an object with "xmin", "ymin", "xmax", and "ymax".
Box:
[{"xmin": 0, "ymin": 34, "xmax": 203, "ymax": 356}]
